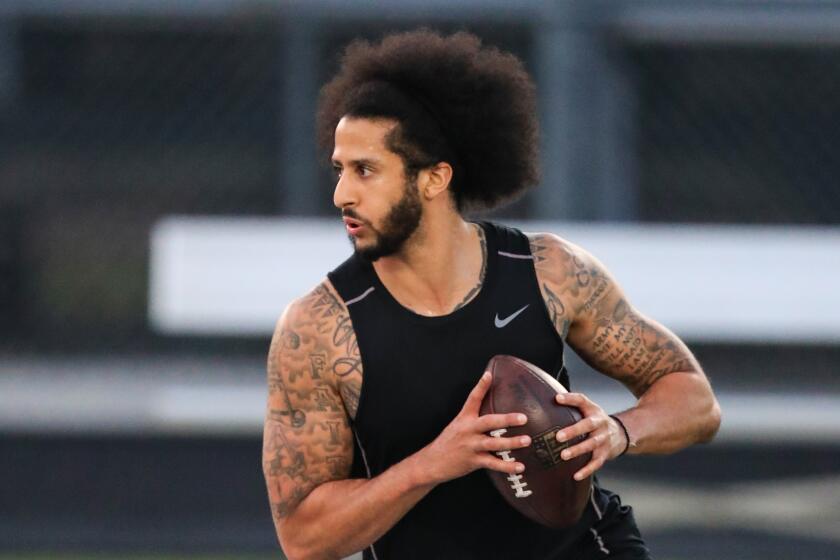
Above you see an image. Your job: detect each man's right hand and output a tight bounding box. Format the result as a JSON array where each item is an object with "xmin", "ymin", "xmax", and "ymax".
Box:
[{"xmin": 417, "ymin": 371, "xmax": 531, "ymax": 485}]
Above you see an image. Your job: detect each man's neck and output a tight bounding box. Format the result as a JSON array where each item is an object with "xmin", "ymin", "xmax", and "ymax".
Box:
[{"xmin": 372, "ymin": 213, "xmax": 485, "ymax": 316}]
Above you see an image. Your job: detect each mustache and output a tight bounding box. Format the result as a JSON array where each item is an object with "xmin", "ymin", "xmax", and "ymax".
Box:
[{"xmin": 342, "ymin": 209, "xmax": 369, "ymax": 225}]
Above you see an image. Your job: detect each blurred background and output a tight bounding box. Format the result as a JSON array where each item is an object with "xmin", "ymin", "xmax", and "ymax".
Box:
[{"xmin": 1, "ymin": 1, "xmax": 840, "ymax": 559}]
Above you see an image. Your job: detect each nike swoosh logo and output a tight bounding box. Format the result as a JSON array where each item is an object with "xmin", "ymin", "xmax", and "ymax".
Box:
[{"xmin": 494, "ymin": 304, "xmax": 530, "ymax": 328}]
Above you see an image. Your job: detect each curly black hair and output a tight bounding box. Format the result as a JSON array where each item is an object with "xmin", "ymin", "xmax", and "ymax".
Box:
[{"xmin": 317, "ymin": 29, "xmax": 540, "ymax": 212}]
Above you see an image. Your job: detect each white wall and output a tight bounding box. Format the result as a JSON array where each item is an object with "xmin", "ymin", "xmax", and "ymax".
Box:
[{"xmin": 149, "ymin": 216, "xmax": 840, "ymax": 342}]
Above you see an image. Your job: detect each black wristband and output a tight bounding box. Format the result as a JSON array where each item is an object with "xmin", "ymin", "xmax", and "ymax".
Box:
[{"xmin": 609, "ymin": 414, "xmax": 631, "ymax": 457}]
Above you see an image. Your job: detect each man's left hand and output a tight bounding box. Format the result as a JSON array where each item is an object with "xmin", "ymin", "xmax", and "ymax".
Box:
[{"xmin": 554, "ymin": 392, "xmax": 627, "ymax": 481}]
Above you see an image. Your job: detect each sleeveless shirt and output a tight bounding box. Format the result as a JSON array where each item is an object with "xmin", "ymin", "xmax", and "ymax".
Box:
[{"xmin": 327, "ymin": 221, "xmax": 611, "ymax": 560}]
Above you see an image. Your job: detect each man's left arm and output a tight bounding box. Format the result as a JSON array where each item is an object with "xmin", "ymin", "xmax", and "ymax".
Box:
[{"xmin": 528, "ymin": 232, "xmax": 722, "ymax": 481}]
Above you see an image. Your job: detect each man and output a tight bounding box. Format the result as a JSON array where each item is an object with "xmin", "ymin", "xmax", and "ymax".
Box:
[{"xmin": 263, "ymin": 30, "xmax": 721, "ymax": 560}]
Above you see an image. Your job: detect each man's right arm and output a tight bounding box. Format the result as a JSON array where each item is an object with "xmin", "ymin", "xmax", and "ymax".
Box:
[{"xmin": 263, "ymin": 281, "xmax": 530, "ymax": 560}]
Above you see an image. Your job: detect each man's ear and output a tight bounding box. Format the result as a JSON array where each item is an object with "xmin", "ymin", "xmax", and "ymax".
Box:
[{"xmin": 418, "ymin": 162, "xmax": 453, "ymax": 201}]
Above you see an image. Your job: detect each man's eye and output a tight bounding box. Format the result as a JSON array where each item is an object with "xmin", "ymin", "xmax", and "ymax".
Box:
[
  {"xmin": 333, "ymin": 166, "xmax": 343, "ymax": 178},
  {"xmin": 358, "ymin": 166, "xmax": 372, "ymax": 177}
]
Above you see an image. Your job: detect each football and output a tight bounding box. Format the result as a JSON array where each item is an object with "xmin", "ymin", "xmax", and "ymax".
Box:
[{"xmin": 479, "ymin": 354, "xmax": 592, "ymax": 528}]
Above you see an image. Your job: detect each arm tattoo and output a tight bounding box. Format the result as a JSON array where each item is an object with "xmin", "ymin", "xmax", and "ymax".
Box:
[
  {"xmin": 339, "ymin": 378, "xmax": 362, "ymax": 420},
  {"xmin": 307, "ymin": 284, "xmax": 364, "ymax": 416},
  {"xmin": 529, "ymin": 233, "xmax": 698, "ymax": 396},
  {"xmin": 542, "ymin": 282, "xmax": 571, "ymax": 339},
  {"xmin": 530, "ymin": 233, "xmax": 587, "ymax": 340},
  {"xmin": 585, "ymin": 297, "xmax": 697, "ymax": 395},
  {"xmin": 267, "ymin": 328, "xmax": 307, "ymax": 427},
  {"xmin": 263, "ymin": 282, "xmax": 363, "ymax": 522}
]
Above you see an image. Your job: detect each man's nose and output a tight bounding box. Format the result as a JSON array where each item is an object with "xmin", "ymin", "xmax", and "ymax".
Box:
[{"xmin": 333, "ymin": 173, "xmax": 356, "ymax": 209}]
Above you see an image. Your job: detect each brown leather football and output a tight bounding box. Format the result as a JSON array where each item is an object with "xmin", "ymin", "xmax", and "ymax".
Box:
[{"xmin": 479, "ymin": 354, "xmax": 592, "ymax": 528}]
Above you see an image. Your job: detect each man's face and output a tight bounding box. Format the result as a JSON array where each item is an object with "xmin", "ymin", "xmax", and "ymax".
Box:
[{"xmin": 332, "ymin": 117, "xmax": 423, "ymax": 261}]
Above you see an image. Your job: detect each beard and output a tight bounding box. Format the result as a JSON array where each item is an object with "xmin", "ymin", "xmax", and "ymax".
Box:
[{"xmin": 346, "ymin": 178, "xmax": 423, "ymax": 262}]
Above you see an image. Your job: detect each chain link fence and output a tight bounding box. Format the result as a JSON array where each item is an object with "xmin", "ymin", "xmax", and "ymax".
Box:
[
  {"xmin": 1, "ymin": 12, "xmax": 840, "ymax": 351},
  {"xmin": 631, "ymin": 44, "xmax": 840, "ymax": 224},
  {"xmin": 1, "ymin": 17, "xmax": 282, "ymax": 350}
]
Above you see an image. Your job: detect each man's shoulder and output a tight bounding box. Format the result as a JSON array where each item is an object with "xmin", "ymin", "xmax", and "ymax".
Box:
[
  {"xmin": 523, "ymin": 231, "xmax": 586, "ymax": 272},
  {"xmin": 276, "ymin": 279, "xmax": 349, "ymax": 336},
  {"xmin": 523, "ymin": 230, "xmax": 615, "ymax": 312},
  {"xmin": 524, "ymin": 230, "xmax": 568, "ymax": 250}
]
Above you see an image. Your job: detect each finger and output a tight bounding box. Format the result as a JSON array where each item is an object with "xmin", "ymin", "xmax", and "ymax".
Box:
[
  {"xmin": 573, "ymin": 451, "xmax": 606, "ymax": 481},
  {"xmin": 478, "ymin": 454, "xmax": 525, "ymax": 475},
  {"xmin": 461, "ymin": 371, "xmax": 493, "ymax": 416},
  {"xmin": 474, "ymin": 412, "xmax": 528, "ymax": 433},
  {"xmin": 561, "ymin": 430, "xmax": 607, "ymax": 461},
  {"xmin": 554, "ymin": 392, "xmax": 600, "ymax": 414},
  {"xmin": 479, "ymin": 434, "xmax": 531, "ymax": 452},
  {"xmin": 555, "ymin": 414, "xmax": 606, "ymax": 444}
]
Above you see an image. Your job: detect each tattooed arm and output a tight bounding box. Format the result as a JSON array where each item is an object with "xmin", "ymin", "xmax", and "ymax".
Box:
[
  {"xmin": 263, "ymin": 281, "xmax": 431, "ymax": 559},
  {"xmin": 528, "ymin": 233, "xmax": 721, "ymax": 474},
  {"xmin": 263, "ymin": 280, "xmax": 528, "ymax": 560}
]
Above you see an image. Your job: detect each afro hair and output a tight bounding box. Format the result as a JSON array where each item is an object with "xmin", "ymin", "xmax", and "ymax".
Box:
[{"xmin": 317, "ymin": 29, "xmax": 540, "ymax": 212}]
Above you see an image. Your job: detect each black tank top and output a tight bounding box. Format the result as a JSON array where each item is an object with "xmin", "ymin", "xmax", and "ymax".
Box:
[{"xmin": 327, "ymin": 221, "xmax": 607, "ymax": 560}]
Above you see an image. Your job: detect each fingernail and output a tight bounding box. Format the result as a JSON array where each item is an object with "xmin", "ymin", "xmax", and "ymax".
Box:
[
  {"xmin": 555, "ymin": 394, "xmax": 565, "ymax": 402},
  {"xmin": 517, "ymin": 414, "xmax": 527, "ymax": 424},
  {"xmin": 520, "ymin": 436, "xmax": 531, "ymax": 446},
  {"xmin": 561, "ymin": 450, "xmax": 570, "ymax": 460},
  {"xmin": 515, "ymin": 464, "xmax": 525, "ymax": 473},
  {"xmin": 556, "ymin": 431, "xmax": 566, "ymax": 442},
  {"xmin": 482, "ymin": 372, "xmax": 490, "ymax": 381},
  {"xmin": 574, "ymin": 472, "xmax": 583, "ymax": 481}
]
